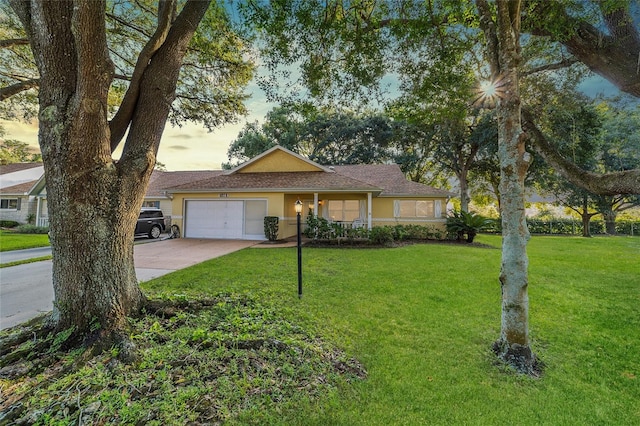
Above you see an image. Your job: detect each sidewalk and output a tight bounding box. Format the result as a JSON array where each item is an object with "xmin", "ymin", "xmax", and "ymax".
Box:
[{"xmin": 0, "ymin": 246, "xmax": 52, "ymax": 264}]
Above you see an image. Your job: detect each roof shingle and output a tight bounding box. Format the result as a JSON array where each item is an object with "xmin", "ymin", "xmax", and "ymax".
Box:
[
  {"xmin": 165, "ymin": 171, "xmax": 381, "ymax": 193},
  {"xmin": 162, "ymin": 163, "xmax": 453, "ymax": 198}
]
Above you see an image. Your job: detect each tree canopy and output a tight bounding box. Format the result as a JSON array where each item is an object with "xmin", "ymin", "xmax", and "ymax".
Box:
[
  {"xmin": 243, "ymin": 0, "xmax": 640, "ymax": 196},
  {"xmin": 0, "ymin": 0, "xmax": 254, "ymax": 140}
]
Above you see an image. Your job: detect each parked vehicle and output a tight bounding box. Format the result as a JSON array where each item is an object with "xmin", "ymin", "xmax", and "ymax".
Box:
[{"xmin": 136, "ymin": 208, "xmax": 165, "ymax": 239}]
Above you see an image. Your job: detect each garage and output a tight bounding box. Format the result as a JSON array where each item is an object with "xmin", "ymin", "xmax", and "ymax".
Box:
[{"xmin": 184, "ymin": 199, "xmax": 267, "ymax": 240}]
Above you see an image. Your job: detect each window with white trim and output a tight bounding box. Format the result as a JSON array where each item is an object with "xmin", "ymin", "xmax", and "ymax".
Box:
[
  {"xmin": 327, "ymin": 200, "xmax": 360, "ymax": 222},
  {"xmin": 0, "ymin": 198, "xmax": 19, "ymax": 210},
  {"xmin": 395, "ymin": 200, "xmax": 435, "ymax": 218}
]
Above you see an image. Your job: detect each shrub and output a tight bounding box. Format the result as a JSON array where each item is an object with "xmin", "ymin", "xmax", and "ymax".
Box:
[
  {"xmin": 369, "ymin": 226, "xmax": 394, "ymax": 246},
  {"xmin": 15, "ymin": 224, "xmax": 50, "ymax": 234},
  {"xmin": 263, "ymin": 216, "xmax": 279, "ymax": 241},
  {"xmin": 304, "ymin": 214, "xmax": 333, "ymax": 239},
  {"xmin": 446, "ymin": 210, "xmax": 494, "ymax": 243},
  {"xmin": 0, "ymin": 220, "xmax": 20, "ymax": 228}
]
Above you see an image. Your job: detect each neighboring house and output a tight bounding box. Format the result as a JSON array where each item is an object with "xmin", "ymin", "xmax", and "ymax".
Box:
[
  {"xmin": 0, "ymin": 147, "xmax": 454, "ymax": 238},
  {"xmin": 0, "ymin": 168, "xmax": 219, "ymax": 227},
  {"xmin": 165, "ymin": 146, "xmax": 454, "ymax": 240},
  {"xmin": 0, "ymin": 163, "xmax": 43, "ymax": 224}
]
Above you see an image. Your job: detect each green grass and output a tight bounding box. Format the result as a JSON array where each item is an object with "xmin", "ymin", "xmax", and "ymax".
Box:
[
  {"xmin": 0, "ymin": 255, "xmax": 52, "ymax": 268},
  {"xmin": 2, "ymin": 236, "xmax": 637, "ymax": 425},
  {"xmin": 143, "ymin": 235, "xmax": 640, "ymax": 425},
  {"xmin": 0, "ymin": 229, "xmax": 50, "ymax": 252}
]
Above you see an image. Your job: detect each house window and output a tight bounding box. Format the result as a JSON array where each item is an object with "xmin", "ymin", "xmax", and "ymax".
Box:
[
  {"xmin": 396, "ymin": 200, "xmax": 434, "ymax": 218},
  {"xmin": 142, "ymin": 201, "xmax": 160, "ymax": 208},
  {"xmin": 0, "ymin": 198, "xmax": 19, "ymax": 210},
  {"xmin": 328, "ymin": 200, "xmax": 360, "ymax": 222}
]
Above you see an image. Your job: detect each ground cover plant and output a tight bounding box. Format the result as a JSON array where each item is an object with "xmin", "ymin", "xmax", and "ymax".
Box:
[
  {"xmin": 1, "ymin": 235, "xmax": 638, "ymax": 424},
  {"xmin": 0, "ymin": 294, "xmax": 365, "ymax": 425},
  {"xmin": 0, "ymin": 230, "xmax": 50, "ymax": 252}
]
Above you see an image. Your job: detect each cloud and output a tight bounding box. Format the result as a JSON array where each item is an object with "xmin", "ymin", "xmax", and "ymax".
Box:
[{"xmin": 167, "ymin": 145, "xmax": 190, "ymax": 151}]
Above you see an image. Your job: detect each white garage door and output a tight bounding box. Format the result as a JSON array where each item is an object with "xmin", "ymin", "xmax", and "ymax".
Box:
[{"xmin": 185, "ymin": 200, "xmax": 244, "ymax": 239}]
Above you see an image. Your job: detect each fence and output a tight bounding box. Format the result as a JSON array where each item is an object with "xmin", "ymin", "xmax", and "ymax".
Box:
[{"xmin": 484, "ymin": 219, "xmax": 639, "ymax": 236}]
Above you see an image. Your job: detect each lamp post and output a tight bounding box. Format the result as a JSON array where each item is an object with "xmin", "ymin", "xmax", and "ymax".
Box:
[{"xmin": 295, "ymin": 199, "xmax": 303, "ymax": 298}]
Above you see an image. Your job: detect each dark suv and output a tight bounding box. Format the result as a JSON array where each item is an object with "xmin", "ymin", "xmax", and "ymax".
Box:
[{"xmin": 135, "ymin": 208, "xmax": 165, "ymax": 239}]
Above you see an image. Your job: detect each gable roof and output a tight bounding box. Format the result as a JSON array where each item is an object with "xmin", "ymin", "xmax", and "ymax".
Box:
[
  {"xmin": 0, "ymin": 163, "xmax": 44, "ymax": 190},
  {"xmin": 0, "ymin": 163, "xmax": 42, "ymax": 175},
  {"xmin": 164, "ymin": 148, "xmax": 453, "ymax": 198},
  {"xmin": 165, "ymin": 171, "xmax": 381, "ymax": 194},
  {"xmin": 0, "ymin": 179, "xmax": 38, "ymax": 195},
  {"xmin": 226, "ymin": 145, "xmax": 334, "ymax": 174},
  {"xmin": 0, "ymin": 149, "xmax": 454, "ymax": 200},
  {"xmin": 145, "ymin": 170, "xmax": 223, "ymax": 197}
]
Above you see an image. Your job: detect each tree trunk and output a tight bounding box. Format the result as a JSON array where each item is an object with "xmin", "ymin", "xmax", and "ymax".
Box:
[
  {"xmin": 478, "ymin": 0, "xmax": 538, "ymax": 374},
  {"xmin": 24, "ymin": 1, "xmax": 146, "ymax": 338},
  {"xmin": 494, "ymin": 78, "xmax": 535, "ymax": 372},
  {"xmin": 12, "ymin": 0, "xmax": 211, "ymax": 343},
  {"xmin": 581, "ymin": 213, "xmax": 592, "ymax": 237},
  {"xmin": 459, "ymin": 168, "xmax": 471, "ymax": 212},
  {"xmin": 580, "ymin": 196, "xmax": 592, "ymax": 237},
  {"xmin": 46, "ymin": 166, "xmax": 148, "ymax": 335},
  {"xmin": 602, "ymin": 209, "xmax": 617, "ymax": 235}
]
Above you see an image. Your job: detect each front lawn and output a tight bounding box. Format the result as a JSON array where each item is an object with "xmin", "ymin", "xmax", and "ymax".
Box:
[
  {"xmin": 1, "ymin": 235, "xmax": 638, "ymax": 425},
  {"xmin": 0, "ymin": 229, "xmax": 50, "ymax": 252},
  {"xmin": 144, "ymin": 235, "xmax": 640, "ymax": 425}
]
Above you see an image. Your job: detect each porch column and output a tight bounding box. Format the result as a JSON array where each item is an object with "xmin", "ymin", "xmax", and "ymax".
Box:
[
  {"xmin": 313, "ymin": 193, "xmax": 319, "ymax": 214},
  {"xmin": 35, "ymin": 196, "xmax": 41, "ymax": 226},
  {"xmin": 367, "ymin": 192, "xmax": 372, "ymax": 229}
]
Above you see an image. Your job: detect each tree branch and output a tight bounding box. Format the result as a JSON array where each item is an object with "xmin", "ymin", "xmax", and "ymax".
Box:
[
  {"xmin": 522, "ymin": 109, "xmax": 640, "ymax": 196},
  {"xmin": 0, "ymin": 38, "xmax": 30, "ymax": 48},
  {"xmin": 521, "ymin": 58, "xmax": 580, "ymax": 77},
  {"xmin": 109, "ymin": 0, "xmax": 177, "ymax": 152},
  {"xmin": 476, "ymin": 0, "xmax": 500, "ymax": 78},
  {"xmin": 523, "ymin": 2, "xmax": 640, "ymax": 97},
  {"xmin": 119, "ymin": 0, "xmax": 210, "ymax": 171},
  {"xmin": 106, "ymin": 12, "xmax": 153, "ymax": 40},
  {"xmin": 0, "ymin": 78, "xmax": 39, "ymax": 100}
]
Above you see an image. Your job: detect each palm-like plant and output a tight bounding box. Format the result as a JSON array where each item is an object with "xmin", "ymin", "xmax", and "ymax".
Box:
[{"xmin": 446, "ymin": 210, "xmax": 494, "ymax": 243}]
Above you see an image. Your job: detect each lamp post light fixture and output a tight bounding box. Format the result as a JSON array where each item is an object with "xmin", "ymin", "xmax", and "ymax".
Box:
[{"xmin": 294, "ymin": 199, "xmax": 303, "ymax": 298}]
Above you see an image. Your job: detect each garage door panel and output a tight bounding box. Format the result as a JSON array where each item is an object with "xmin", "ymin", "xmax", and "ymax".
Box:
[{"xmin": 185, "ymin": 200, "xmax": 244, "ymax": 239}]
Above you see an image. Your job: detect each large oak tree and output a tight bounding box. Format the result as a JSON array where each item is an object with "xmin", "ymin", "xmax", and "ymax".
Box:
[
  {"xmin": 2, "ymin": 0, "xmax": 252, "ymax": 344},
  {"xmin": 244, "ymin": 0, "xmax": 638, "ymax": 373}
]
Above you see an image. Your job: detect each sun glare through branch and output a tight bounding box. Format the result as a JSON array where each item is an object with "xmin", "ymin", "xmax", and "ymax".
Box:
[{"xmin": 472, "ymin": 76, "xmax": 505, "ymax": 108}]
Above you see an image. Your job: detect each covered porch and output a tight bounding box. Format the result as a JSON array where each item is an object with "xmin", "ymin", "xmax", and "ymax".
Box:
[{"xmin": 281, "ymin": 192, "xmax": 374, "ymax": 239}]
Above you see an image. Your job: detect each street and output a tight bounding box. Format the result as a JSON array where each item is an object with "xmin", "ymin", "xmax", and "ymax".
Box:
[
  {"xmin": 0, "ymin": 239, "xmax": 258, "ymax": 330},
  {"xmin": 0, "ymin": 260, "xmax": 54, "ymax": 329}
]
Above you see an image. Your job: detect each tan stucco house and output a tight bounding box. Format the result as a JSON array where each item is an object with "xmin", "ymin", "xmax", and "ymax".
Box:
[
  {"xmin": 165, "ymin": 146, "xmax": 454, "ymax": 240},
  {"xmin": 1, "ymin": 146, "xmax": 454, "ymax": 238}
]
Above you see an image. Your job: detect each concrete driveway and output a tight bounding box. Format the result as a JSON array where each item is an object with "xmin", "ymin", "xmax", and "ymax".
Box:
[
  {"xmin": 1, "ymin": 238, "xmax": 260, "ymax": 330},
  {"xmin": 134, "ymin": 238, "xmax": 259, "ymax": 271}
]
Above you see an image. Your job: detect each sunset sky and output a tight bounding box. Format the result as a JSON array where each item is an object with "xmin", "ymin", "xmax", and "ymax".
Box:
[
  {"xmin": 1, "ymin": 79, "xmax": 275, "ymax": 171},
  {"xmin": 0, "ymin": 72, "xmax": 628, "ymax": 172}
]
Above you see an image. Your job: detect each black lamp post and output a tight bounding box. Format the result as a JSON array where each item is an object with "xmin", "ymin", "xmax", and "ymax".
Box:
[{"xmin": 295, "ymin": 199, "xmax": 303, "ymax": 298}]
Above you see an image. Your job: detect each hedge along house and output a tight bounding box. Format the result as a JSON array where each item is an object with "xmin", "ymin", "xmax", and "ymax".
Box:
[{"xmin": 165, "ymin": 146, "xmax": 454, "ymax": 240}]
